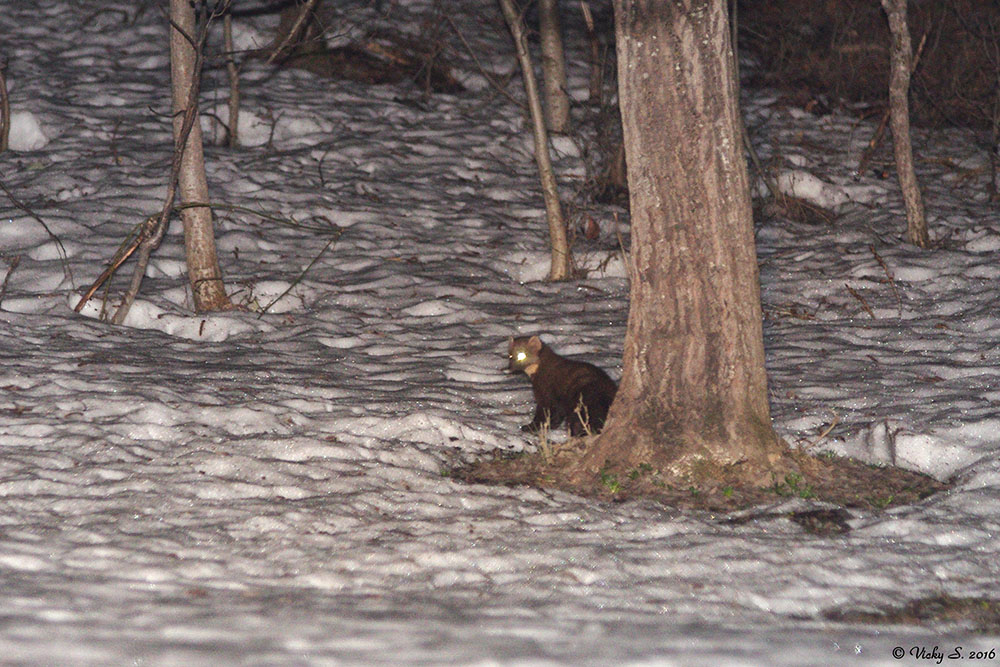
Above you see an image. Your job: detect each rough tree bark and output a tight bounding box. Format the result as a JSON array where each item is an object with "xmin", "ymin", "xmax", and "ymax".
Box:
[
  {"xmin": 882, "ymin": 0, "xmax": 930, "ymax": 248},
  {"xmin": 538, "ymin": 0, "xmax": 570, "ymax": 133},
  {"xmin": 498, "ymin": 0, "xmax": 572, "ymax": 281},
  {"xmin": 570, "ymin": 0, "xmax": 787, "ymax": 486},
  {"xmin": 170, "ymin": 0, "xmax": 232, "ymax": 311}
]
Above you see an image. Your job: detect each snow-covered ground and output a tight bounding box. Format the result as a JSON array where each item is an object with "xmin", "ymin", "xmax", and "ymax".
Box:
[{"xmin": 1, "ymin": 0, "xmax": 999, "ymax": 663}]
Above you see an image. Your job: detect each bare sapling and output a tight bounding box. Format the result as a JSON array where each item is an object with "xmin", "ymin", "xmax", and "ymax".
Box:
[
  {"xmin": 76, "ymin": 1, "xmax": 233, "ymax": 321},
  {"xmin": 538, "ymin": 0, "xmax": 569, "ymax": 133},
  {"xmin": 223, "ymin": 10, "xmax": 240, "ymax": 147},
  {"xmin": 497, "ymin": 0, "xmax": 572, "ymax": 281},
  {"xmin": 882, "ymin": 0, "xmax": 930, "ymax": 248},
  {"xmin": 168, "ymin": 0, "xmax": 232, "ymax": 313}
]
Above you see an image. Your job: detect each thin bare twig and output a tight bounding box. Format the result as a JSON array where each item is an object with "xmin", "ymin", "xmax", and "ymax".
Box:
[
  {"xmin": 613, "ymin": 213, "xmax": 634, "ymax": 283},
  {"xmin": 444, "ymin": 15, "xmax": 524, "ymax": 110},
  {"xmin": 846, "ymin": 283, "xmax": 876, "ymax": 319},
  {"xmin": 870, "ymin": 244, "xmax": 903, "ymax": 318},
  {"xmin": 0, "ymin": 255, "xmax": 20, "ymax": 309},
  {"xmin": 267, "ymin": 0, "xmax": 321, "ymax": 65},
  {"xmin": 256, "ymin": 226, "xmax": 342, "ymax": 317},
  {"xmin": 0, "ymin": 177, "xmax": 73, "ymax": 285},
  {"xmin": 856, "ymin": 30, "xmax": 928, "ymax": 178},
  {"xmin": 73, "ymin": 219, "xmax": 147, "ymax": 312},
  {"xmin": 804, "ymin": 411, "xmax": 840, "ymax": 450}
]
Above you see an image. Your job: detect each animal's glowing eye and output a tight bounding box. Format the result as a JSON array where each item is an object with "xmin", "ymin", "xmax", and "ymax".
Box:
[{"xmin": 516, "ymin": 351, "xmax": 527, "ymax": 362}]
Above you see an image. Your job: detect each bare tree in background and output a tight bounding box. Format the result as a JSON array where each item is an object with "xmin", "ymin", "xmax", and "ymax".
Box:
[
  {"xmin": 223, "ymin": 8, "xmax": 240, "ymax": 148},
  {"xmin": 538, "ymin": 0, "xmax": 570, "ymax": 133},
  {"xmin": 0, "ymin": 58, "xmax": 9, "ymax": 153},
  {"xmin": 170, "ymin": 0, "xmax": 232, "ymax": 311},
  {"xmin": 570, "ymin": 0, "xmax": 787, "ymax": 487},
  {"xmin": 882, "ymin": 0, "xmax": 930, "ymax": 248},
  {"xmin": 498, "ymin": 0, "xmax": 572, "ymax": 281}
]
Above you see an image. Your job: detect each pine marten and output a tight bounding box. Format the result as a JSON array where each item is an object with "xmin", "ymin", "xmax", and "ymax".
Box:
[{"xmin": 507, "ymin": 335, "xmax": 617, "ymax": 436}]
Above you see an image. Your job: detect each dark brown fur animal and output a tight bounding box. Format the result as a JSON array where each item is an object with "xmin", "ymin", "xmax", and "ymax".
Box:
[{"xmin": 507, "ymin": 335, "xmax": 618, "ymax": 436}]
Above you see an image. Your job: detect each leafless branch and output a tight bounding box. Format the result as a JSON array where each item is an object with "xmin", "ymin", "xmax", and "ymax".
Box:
[
  {"xmin": 0, "ymin": 177, "xmax": 73, "ymax": 284},
  {"xmin": 267, "ymin": 0, "xmax": 321, "ymax": 65},
  {"xmin": 0, "ymin": 255, "xmax": 20, "ymax": 309}
]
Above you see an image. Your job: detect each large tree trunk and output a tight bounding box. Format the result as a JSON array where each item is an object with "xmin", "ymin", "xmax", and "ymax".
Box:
[
  {"xmin": 881, "ymin": 0, "xmax": 930, "ymax": 248},
  {"xmin": 170, "ymin": 0, "xmax": 232, "ymax": 311},
  {"xmin": 572, "ymin": 0, "xmax": 786, "ymax": 486}
]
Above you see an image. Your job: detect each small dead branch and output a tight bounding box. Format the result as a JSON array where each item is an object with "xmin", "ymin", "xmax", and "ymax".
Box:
[
  {"xmin": 256, "ymin": 224, "xmax": 342, "ymax": 317},
  {"xmin": 267, "ymin": 0, "xmax": 321, "ymax": 65},
  {"xmin": 77, "ymin": 199, "xmax": 335, "ymax": 317},
  {"xmin": 855, "ymin": 30, "xmax": 927, "ymax": 179},
  {"xmin": 73, "ymin": 219, "xmax": 147, "ymax": 312},
  {"xmin": 766, "ymin": 304, "xmax": 817, "ymax": 321},
  {"xmin": 870, "ymin": 244, "xmax": 902, "ymax": 317},
  {"xmin": 573, "ymin": 397, "xmax": 594, "ymax": 437},
  {"xmin": 855, "ymin": 108, "xmax": 891, "ymax": 178},
  {"xmin": 845, "ymin": 283, "xmax": 876, "ymax": 319},
  {"xmin": 0, "ymin": 255, "xmax": 20, "ymax": 308},
  {"xmin": 0, "ymin": 177, "xmax": 73, "ymax": 285},
  {"xmin": 444, "ymin": 15, "xmax": 523, "ymax": 109},
  {"xmin": 759, "ymin": 193, "xmax": 836, "ymax": 226},
  {"xmin": 803, "ymin": 411, "xmax": 840, "ymax": 450},
  {"xmin": 614, "ymin": 214, "xmax": 635, "ymax": 283}
]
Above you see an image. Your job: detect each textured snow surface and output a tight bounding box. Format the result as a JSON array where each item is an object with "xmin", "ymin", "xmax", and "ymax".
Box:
[{"xmin": 1, "ymin": 0, "xmax": 1000, "ymax": 664}]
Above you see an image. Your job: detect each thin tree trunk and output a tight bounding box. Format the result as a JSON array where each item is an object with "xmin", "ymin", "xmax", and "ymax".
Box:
[
  {"xmin": 572, "ymin": 0, "xmax": 785, "ymax": 486},
  {"xmin": 223, "ymin": 12, "xmax": 240, "ymax": 148},
  {"xmin": 498, "ymin": 0, "xmax": 572, "ymax": 281},
  {"xmin": 538, "ymin": 0, "xmax": 570, "ymax": 133},
  {"xmin": 580, "ymin": 1, "xmax": 602, "ymax": 105},
  {"xmin": 882, "ymin": 0, "xmax": 930, "ymax": 248},
  {"xmin": 170, "ymin": 0, "xmax": 232, "ymax": 311},
  {"xmin": 0, "ymin": 60, "xmax": 9, "ymax": 153}
]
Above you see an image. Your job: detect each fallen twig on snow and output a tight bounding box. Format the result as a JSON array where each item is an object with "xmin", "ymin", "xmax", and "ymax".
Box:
[
  {"xmin": 846, "ymin": 283, "xmax": 876, "ymax": 319},
  {"xmin": 870, "ymin": 244, "xmax": 902, "ymax": 318}
]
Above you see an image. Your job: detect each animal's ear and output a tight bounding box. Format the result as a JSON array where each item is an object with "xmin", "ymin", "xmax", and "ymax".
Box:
[{"xmin": 528, "ymin": 335, "xmax": 542, "ymax": 351}]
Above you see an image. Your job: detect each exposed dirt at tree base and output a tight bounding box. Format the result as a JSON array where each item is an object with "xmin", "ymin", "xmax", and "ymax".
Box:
[
  {"xmin": 455, "ymin": 439, "xmax": 949, "ymax": 518},
  {"xmin": 825, "ymin": 595, "xmax": 1000, "ymax": 634}
]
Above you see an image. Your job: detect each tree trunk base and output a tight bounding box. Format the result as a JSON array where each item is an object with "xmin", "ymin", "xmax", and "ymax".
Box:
[
  {"xmin": 456, "ymin": 438, "xmax": 946, "ymax": 515},
  {"xmin": 566, "ymin": 417, "xmax": 792, "ymax": 491}
]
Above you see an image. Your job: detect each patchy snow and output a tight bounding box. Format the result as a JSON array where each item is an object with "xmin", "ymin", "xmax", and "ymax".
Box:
[{"xmin": 1, "ymin": 0, "xmax": 999, "ymax": 664}]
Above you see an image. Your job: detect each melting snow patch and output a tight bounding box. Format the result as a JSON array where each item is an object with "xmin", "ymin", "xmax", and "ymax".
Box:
[{"xmin": 6, "ymin": 111, "xmax": 49, "ymax": 151}]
